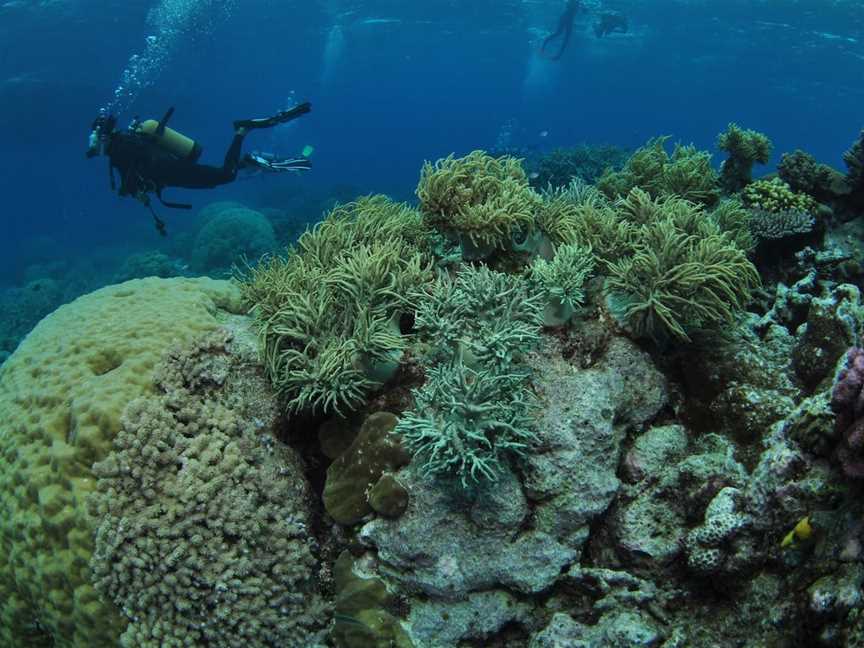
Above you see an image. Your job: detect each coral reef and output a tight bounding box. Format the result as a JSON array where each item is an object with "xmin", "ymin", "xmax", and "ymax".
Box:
[
  {"xmin": 89, "ymin": 330, "xmax": 328, "ymax": 647},
  {"xmin": 417, "ymin": 150, "xmax": 540, "ymax": 255},
  {"xmin": 241, "ymin": 195, "xmax": 434, "ymax": 415},
  {"xmin": 0, "ymin": 277, "xmax": 244, "ymax": 648},
  {"xmin": 831, "ymin": 347, "xmax": 864, "ymax": 478},
  {"xmin": 596, "ymin": 137, "xmax": 720, "ymax": 206},
  {"xmin": 716, "ymin": 123, "xmax": 773, "ymax": 193},
  {"xmin": 605, "ymin": 192, "xmax": 759, "ymax": 342},
  {"xmin": 742, "ymin": 177, "xmax": 818, "ymax": 214},
  {"xmin": 527, "ymin": 144, "xmax": 628, "ymax": 189},
  {"xmin": 192, "ymin": 203, "xmax": 278, "ymax": 275},
  {"xmin": 748, "ymin": 207, "xmax": 815, "ymax": 241}
]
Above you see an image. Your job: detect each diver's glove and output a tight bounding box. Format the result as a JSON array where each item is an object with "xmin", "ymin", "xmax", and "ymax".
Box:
[
  {"xmin": 243, "ymin": 152, "xmax": 312, "ymax": 172},
  {"xmin": 234, "ymin": 102, "xmax": 312, "ymax": 131}
]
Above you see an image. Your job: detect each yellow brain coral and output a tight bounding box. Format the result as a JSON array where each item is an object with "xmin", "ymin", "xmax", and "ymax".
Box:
[{"xmin": 0, "ymin": 277, "xmax": 244, "ymax": 648}]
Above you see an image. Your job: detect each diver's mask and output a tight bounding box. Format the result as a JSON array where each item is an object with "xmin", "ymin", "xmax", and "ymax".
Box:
[{"xmin": 86, "ymin": 110, "xmax": 117, "ymax": 158}]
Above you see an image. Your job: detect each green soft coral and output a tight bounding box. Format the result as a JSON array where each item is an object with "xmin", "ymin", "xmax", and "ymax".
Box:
[
  {"xmin": 417, "ymin": 150, "xmax": 540, "ymax": 254},
  {"xmin": 597, "ymin": 137, "xmax": 720, "ymax": 206},
  {"xmin": 606, "ymin": 217, "xmax": 760, "ymax": 342},
  {"xmin": 529, "ymin": 243, "xmax": 595, "ymax": 326},
  {"xmin": 395, "ymin": 361, "xmax": 539, "ymax": 487},
  {"xmin": 716, "ymin": 123, "xmax": 773, "ymax": 193},
  {"xmin": 242, "ymin": 197, "xmax": 434, "ymax": 415}
]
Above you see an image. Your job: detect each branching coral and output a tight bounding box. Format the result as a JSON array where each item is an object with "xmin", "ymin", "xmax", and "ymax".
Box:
[
  {"xmin": 741, "ymin": 177, "xmax": 817, "ymax": 214},
  {"xmin": 401, "ymin": 266, "xmax": 544, "ymax": 485},
  {"xmin": 716, "ymin": 123, "xmax": 773, "ymax": 193},
  {"xmin": 241, "ymin": 196, "xmax": 434, "ymax": 415},
  {"xmin": 88, "ymin": 331, "xmax": 328, "ymax": 647},
  {"xmin": 413, "ymin": 265, "xmax": 544, "ymax": 373},
  {"xmin": 830, "ymin": 347, "xmax": 864, "ymax": 478},
  {"xmin": 528, "ymin": 243, "xmax": 595, "ymax": 326},
  {"xmin": 596, "ymin": 137, "xmax": 720, "ymax": 206},
  {"xmin": 606, "ymin": 214, "xmax": 760, "ymax": 342},
  {"xmin": 417, "ymin": 150, "xmax": 541, "ymax": 254},
  {"xmin": 395, "ymin": 360, "xmax": 539, "ymax": 487}
]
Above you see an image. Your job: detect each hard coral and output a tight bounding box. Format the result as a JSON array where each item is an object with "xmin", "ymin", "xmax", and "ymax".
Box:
[
  {"xmin": 89, "ymin": 330, "xmax": 328, "ymax": 647},
  {"xmin": 831, "ymin": 347, "xmax": 864, "ymax": 478},
  {"xmin": 741, "ymin": 177, "xmax": 818, "ymax": 214}
]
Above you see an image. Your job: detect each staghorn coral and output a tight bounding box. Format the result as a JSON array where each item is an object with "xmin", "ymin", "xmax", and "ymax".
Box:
[
  {"xmin": 830, "ymin": 347, "xmax": 864, "ymax": 478},
  {"xmin": 741, "ymin": 177, "xmax": 818, "ymax": 214},
  {"xmin": 596, "ymin": 137, "xmax": 720, "ymax": 206},
  {"xmin": 716, "ymin": 123, "xmax": 773, "ymax": 193},
  {"xmin": 241, "ymin": 196, "xmax": 434, "ymax": 415},
  {"xmin": 88, "ymin": 330, "xmax": 328, "ymax": 647},
  {"xmin": 416, "ymin": 150, "xmax": 540, "ymax": 254}
]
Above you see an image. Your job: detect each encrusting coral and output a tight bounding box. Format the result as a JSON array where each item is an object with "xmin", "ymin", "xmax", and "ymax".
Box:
[{"xmin": 88, "ymin": 330, "xmax": 329, "ymax": 647}]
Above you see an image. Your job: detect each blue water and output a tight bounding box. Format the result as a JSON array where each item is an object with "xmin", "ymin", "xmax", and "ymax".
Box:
[{"xmin": 1, "ymin": 0, "xmax": 862, "ymax": 283}]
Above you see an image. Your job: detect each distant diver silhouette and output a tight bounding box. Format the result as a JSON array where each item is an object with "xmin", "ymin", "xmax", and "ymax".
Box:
[
  {"xmin": 540, "ymin": 0, "xmax": 584, "ymax": 60},
  {"xmin": 594, "ymin": 11, "xmax": 628, "ymax": 38}
]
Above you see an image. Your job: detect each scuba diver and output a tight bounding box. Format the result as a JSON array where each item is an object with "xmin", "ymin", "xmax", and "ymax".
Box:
[
  {"xmin": 86, "ymin": 103, "xmax": 312, "ymax": 234},
  {"xmin": 594, "ymin": 11, "xmax": 628, "ymax": 38},
  {"xmin": 540, "ymin": 0, "xmax": 584, "ymax": 60}
]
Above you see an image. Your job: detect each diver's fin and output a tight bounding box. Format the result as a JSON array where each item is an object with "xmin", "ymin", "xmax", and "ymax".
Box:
[
  {"xmin": 234, "ymin": 102, "xmax": 312, "ymax": 131},
  {"xmin": 243, "ymin": 152, "xmax": 312, "ymax": 172}
]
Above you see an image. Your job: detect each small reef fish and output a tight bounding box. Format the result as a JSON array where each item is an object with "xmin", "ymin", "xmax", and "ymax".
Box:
[{"xmin": 781, "ymin": 516, "xmax": 813, "ymax": 549}]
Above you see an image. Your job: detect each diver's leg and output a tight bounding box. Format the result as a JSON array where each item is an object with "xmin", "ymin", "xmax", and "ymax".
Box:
[{"xmin": 233, "ymin": 102, "xmax": 311, "ymax": 131}]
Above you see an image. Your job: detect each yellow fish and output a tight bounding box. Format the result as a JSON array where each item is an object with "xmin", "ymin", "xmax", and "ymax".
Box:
[{"xmin": 781, "ymin": 516, "xmax": 813, "ymax": 549}]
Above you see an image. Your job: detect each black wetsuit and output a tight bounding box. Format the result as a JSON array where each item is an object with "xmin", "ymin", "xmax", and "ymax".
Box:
[{"xmin": 107, "ymin": 131, "xmax": 244, "ymax": 198}]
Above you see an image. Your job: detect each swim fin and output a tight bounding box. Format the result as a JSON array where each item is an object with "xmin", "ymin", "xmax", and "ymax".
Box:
[
  {"xmin": 234, "ymin": 102, "xmax": 312, "ymax": 131},
  {"xmin": 243, "ymin": 152, "xmax": 312, "ymax": 172}
]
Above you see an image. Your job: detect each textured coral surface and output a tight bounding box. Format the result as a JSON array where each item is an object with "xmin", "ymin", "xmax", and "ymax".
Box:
[{"xmin": 0, "ymin": 277, "xmax": 243, "ymax": 648}]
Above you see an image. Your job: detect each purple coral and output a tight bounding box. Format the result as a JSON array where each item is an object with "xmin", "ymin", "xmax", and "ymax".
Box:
[{"xmin": 831, "ymin": 347, "xmax": 864, "ymax": 477}]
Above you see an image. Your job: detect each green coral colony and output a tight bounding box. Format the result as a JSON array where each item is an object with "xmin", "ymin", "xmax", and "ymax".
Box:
[{"xmin": 2, "ymin": 124, "xmax": 864, "ymax": 647}]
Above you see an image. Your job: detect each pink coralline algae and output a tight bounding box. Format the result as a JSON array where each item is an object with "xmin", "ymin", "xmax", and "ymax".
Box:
[{"xmin": 831, "ymin": 347, "xmax": 864, "ymax": 477}]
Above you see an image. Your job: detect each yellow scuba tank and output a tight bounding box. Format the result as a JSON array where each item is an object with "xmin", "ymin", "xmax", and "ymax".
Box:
[{"xmin": 136, "ymin": 107, "xmax": 203, "ymax": 162}]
